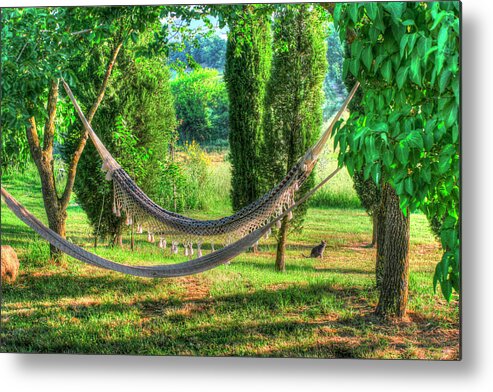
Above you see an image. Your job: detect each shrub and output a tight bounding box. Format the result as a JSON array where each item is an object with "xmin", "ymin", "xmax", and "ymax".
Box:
[{"xmin": 171, "ymin": 69, "xmax": 229, "ymax": 146}]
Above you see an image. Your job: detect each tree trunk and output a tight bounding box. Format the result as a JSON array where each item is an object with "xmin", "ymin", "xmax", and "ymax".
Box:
[
  {"xmin": 375, "ymin": 184, "xmax": 410, "ymax": 319},
  {"xmin": 46, "ymin": 210, "xmax": 67, "ymax": 262},
  {"xmin": 371, "ymin": 213, "xmax": 378, "ymax": 247},
  {"xmin": 24, "ymin": 43, "xmax": 122, "ymax": 261},
  {"xmin": 375, "ymin": 192, "xmax": 387, "ymax": 288},
  {"xmin": 112, "ymin": 233, "xmax": 123, "ymax": 248},
  {"xmin": 26, "ymin": 82, "xmax": 66, "ymax": 262},
  {"xmin": 275, "ymin": 216, "xmax": 289, "ymax": 272}
]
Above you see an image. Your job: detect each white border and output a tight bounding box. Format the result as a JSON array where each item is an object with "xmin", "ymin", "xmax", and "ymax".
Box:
[{"xmin": 2, "ymin": 0, "xmax": 493, "ymax": 391}]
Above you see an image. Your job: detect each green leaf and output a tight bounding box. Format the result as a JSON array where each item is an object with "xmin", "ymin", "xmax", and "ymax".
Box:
[
  {"xmin": 400, "ymin": 34, "xmax": 409, "ymax": 58},
  {"xmin": 351, "ymin": 40, "xmax": 363, "ymax": 59},
  {"xmin": 402, "ymin": 19, "xmax": 415, "ymax": 27},
  {"xmin": 350, "ymin": 58, "xmax": 360, "ymax": 77},
  {"xmin": 404, "ymin": 130, "xmax": 424, "ymax": 149},
  {"xmin": 395, "ymin": 179, "xmax": 405, "ymax": 195},
  {"xmin": 433, "ymin": 263, "xmax": 441, "ymax": 293},
  {"xmin": 369, "ymin": 26, "xmax": 380, "ymax": 43},
  {"xmin": 362, "ymin": 46, "xmax": 373, "ymax": 71},
  {"xmin": 424, "ymin": 46, "xmax": 438, "ymax": 63},
  {"xmin": 396, "ymin": 66, "xmax": 409, "ymax": 89},
  {"xmin": 343, "ymin": 58, "xmax": 350, "ymax": 79},
  {"xmin": 422, "ymin": 165, "xmax": 431, "ymax": 184},
  {"xmin": 445, "ymin": 101, "xmax": 458, "ymax": 128},
  {"xmin": 407, "ymin": 33, "xmax": 418, "ymax": 53},
  {"xmin": 374, "ymin": 54, "xmax": 386, "ymax": 69},
  {"xmin": 405, "ymin": 177, "xmax": 414, "ymax": 195},
  {"xmin": 435, "ymin": 51, "xmax": 446, "ymax": 76},
  {"xmin": 384, "ymin": 2, "xmax": 406, "ymax": 21},
  {"xmin": 346, "ymin": 158, "xmax": 354, "ymax": 177},
  {"xmin": 452, "ymin": 124, "xmax": 459, "ymax": 143},
  {"xmin": 441, "ymin": 278, "xmax": 452, "ymax": 301},
  {"xmin": 364, "ymin": 162, "xmax": 373, "ymax": 180},
  {"xmin": 410, "ymin": 55, "xmax": 421, "ymax": 85},
  {"xmin": 374, "ymin": 122, "xmax": 389, "ymax": 133},
  {"xmin": 396, "ymin": 142, "xmax": 409, "ymax": 164},
  {"xmin": 439, "ymin": 69, "xmax": 452, "ymax": 94},
  {"xmin": 425, "ymin": 118, "xmax": 437, "ymax": 135},
  {"xmin": 372, "ymin": 163, "xmax": 381, "ymax": 184},
  {"xmin": 333, "ymin": 4, "xmax": 343, "ymax": 25},
  {"xmin": 381, "ymin": 60, "xmax": 392, "ymax": 82},
  {"xmin": 366, "ymin": 3, "xmax": 378, "ymax": 21},
  {"xmin": 349, "ymin": 3, "xmax": 359, "ymax": 23},
  {"xmin": 438, "ymin": 151, "xmax": 451, "ymax": 174},
  {"xmin": 431, "ymin": 10, "xmax": 447, "ymax": 31},
  {"xmin": 383, "ymin": 149, "xmax": 393, "ymax": 167},
  {"xmin": 437, "ymin": 25, "xmax": 449, "ymax": 52},
  {"xmin": 417, "ymin": 36, "xmax": 431, "ymax": 57},
  {"xmin": 423, "ymin": 132, "xmax": 434, "ymax": 151},
  {"xmin": 452, "ymin": 77, "xmax": 460, "ymax": 105}
]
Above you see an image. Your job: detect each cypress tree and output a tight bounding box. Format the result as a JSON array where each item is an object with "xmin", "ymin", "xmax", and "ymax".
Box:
[
  {"xmin": 263, "ymin": 5, "xmax": 327, "ymax": 271},
  {"xmin": 224, "ymin": 5, "xmax": 272, "ymax": 211}
]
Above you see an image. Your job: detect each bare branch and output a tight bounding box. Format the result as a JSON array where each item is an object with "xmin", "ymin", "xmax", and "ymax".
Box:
[
  {"xmin": 42, "ymin": 79, "xmax": 59, "ymax": 155},
  {"xmin": 71, "ymin": 28, "xmax": 93, "ymax": 36},
  {"xmin": 15, "ymin": 42, "xmax": 29, "ymax": 62},
  {"xmin": 26, "ymin": 116, "xmax": 41, "ymax": 162},
  {"xmin": 60, "ymin": 41, "xmax": 123, "ymax": 209}
]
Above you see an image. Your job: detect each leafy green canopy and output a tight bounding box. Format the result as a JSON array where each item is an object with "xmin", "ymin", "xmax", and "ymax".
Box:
[
  {"xmin": 0, "ymin": 5, "xmax": 218, "ymax": 172},
  {"xmin": 332, "ymin": 2, "xmax": 460, "ymax": 300},
  {"xmin": 171, "ymin": 69, "xmax": 229, "ymax": 146},
  {"xmin": 0, "ymin": 7, "xmax": 166, "ymax": 171}
]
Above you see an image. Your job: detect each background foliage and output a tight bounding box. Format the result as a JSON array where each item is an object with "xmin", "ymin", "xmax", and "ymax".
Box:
[
  {"xmin": 171, "ymin": 69, "xmax": 229, "ymax": 147},
  {"xmin": 70, "ymin": 47, "xmax": 176, "ymax": 242},
  {"xmin": 168, "ymin": 35, "xmax": 227, "ymax": 71}
]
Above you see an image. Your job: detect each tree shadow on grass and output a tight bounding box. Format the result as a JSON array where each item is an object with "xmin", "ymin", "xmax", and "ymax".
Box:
[
  {"xmin": 231, "ymin": 259, "xmax": 316, "ymax": 274},
  {"xmin": 2, "ymin": 271, "xmax": 166, "ymax": 302},
  {"xmin": 0, "ymin": 223, "xmax": 39, "ymax": 248},
  {"xmin": 1, "ymin": 278, "xmax": 457, "ymax": 358},
  {"xmin": 314, "ymin": 267, "xmax": 373, "ymax": 275},
  {"xmin": 0, "ymin": 222, "xmax": 93, "ymax": 253}
]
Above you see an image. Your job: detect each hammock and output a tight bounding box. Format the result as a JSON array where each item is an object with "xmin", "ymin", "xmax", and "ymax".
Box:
[
  {"xmin": 1, "ymin": 168, "xmax": 340, "ymax": 278},
  {"xmin": 62, "ymin": 80, "xmax": 359, "ymax": 248}
]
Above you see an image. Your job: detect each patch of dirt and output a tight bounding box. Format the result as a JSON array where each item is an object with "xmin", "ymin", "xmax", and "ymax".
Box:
[
  {"xmin": 176, "ymin": 276, "xmax": 210, "ymax": 301},
  {"xmin": 266, "ymin": 282, "xmax": 295, "ymax": 291},
  {"xmin": 60, "ymin": 296, "xmax": 103, "ymax": 310},
  {"xmin": 343, "ymin": 242, "xmax": 376, "ymax": 251},
  {"xmin": 413, "ymin": 243, "xmax": 441, "ymax": 255}
]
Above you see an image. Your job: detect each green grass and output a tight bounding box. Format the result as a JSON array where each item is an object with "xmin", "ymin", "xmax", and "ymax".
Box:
[
  {"xmin": 0, "ymin": 161, "xmax": 459, "ymax": 359},
  {"xmin": 309, "ymin": 140, "xmax": 361, "ymax": 209}
]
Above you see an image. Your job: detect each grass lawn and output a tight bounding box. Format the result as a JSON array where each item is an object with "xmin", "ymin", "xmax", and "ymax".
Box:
[{"xmin": 0, "ymin": 163, "xmax": 459, "ymax": 359}]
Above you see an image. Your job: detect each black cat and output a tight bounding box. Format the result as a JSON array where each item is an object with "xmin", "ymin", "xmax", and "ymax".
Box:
[{"xmin": 303, "ymin": 240, "xmax": 327, "ymax": 258}]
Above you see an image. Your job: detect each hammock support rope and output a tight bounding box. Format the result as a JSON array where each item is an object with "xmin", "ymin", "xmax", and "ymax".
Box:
[{"xmin": 1, "ymin": 168, "xmax": 340, "ymax": 278}]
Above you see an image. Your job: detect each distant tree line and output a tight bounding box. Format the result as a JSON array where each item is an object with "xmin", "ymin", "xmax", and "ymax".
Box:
[
  {"xmin": 171, "ymin": 69, "xmax": 229, "ymax": 148},
  {"xmin": 168, "ymin": 35, "xmax": 226, "ymax": 71}
]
